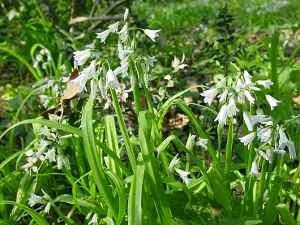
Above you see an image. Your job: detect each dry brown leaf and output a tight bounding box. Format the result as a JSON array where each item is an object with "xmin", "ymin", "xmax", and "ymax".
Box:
[
  {"xmin": 167, "ymin": 113, "xmax": 189, "ymax": 129},
  {"xmin": 293, "ymin": 95, "xmax": 300, "ymax": 105},
  {"xmin": 62, "ymin": 81, "xmax": 81, "ymax": 100}
]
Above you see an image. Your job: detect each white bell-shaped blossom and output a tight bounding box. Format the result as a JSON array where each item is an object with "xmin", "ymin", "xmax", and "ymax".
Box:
[
  {"xmin": 239, "ymin": 132, "xmax": 255, "ymax": 146},
  {"xmin": 73, "ymin": 49, "xmax": 91, "ymax": 66},
  {"xmin": 96, "ymin": 29, "xmax": 111, "ymax": 43},
  {"xmin": 265, "ymin": 95, "xmax": 280, "ymax": 110},
  {"xmin": 201, "ymin": 88, "xmax": 218, "ymax": 106},
  {"xmin": 143, "ymin": 29, "xmax": 160, "ymax": 42}
]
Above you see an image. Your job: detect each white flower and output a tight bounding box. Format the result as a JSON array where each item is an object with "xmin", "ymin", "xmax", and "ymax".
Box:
[
  {"xmin": 168, "ymin": 154, "xmax": 180, "ymax": 172},
  {"xmin": 244, "ymin": 90, "xmax": 255, "ymax": 104},
  {"xmin": 243, "ymin": 112, "xmax": 254, "ymax": 131},
  {"xmin": 44, "ymin": 202, "xmax": 51, "ymax": 214},
  {"xmin": 28, "ymin": 194, "xmax": 43, "ymax": 207},
  {"xmin": 256, "ymin": 80, "xmax": 273, "ymax": 89},
  {"xmin": 265, "ymin": 95, "xmax": 280, "ymax": 110},
  {"xmin": 278, "ymin": 128, "xmax": 289, "ymax": 149},
  {"xmin": 45, "ymin": 148, "xmax": 56, "ymax": 162},
  {"xmin": 218, "ymin": 89, "xmax": 228, "ymax": 103},
  {"xmin": 88, "ymin": 213, "xmax": 98, "ymax": 225},
  {"xmin": 239, "ymin": 132, "xmax": 255, "ymax": 146},
  {"xmin": 257, "ymin": 148, "xmax": 272, "ymax": 162},
  {"xmin": 257, "ymin": 127, "xmax": 272, "ymax": 143},
  {"xmin": 108, "ymin": 21, "xmax": 119, "ymax": 33},
  {"xmin": 119, "ymin": 24, "xmax": 128, "ymax": 42},
  {"xmin": 124, "ymin": 8, "xmax": 129, "ymax": 21},
  {"xmin": 243, "ymin": 71, "xmax": 252, "ymax": 86},
  {"xmin": 143, "ymin": 29, "xmax": 160, "ymax": 42},
  {"xmin": 196, "ymin": 138, "xmax": 208, "ymax": 150},
  {"xmin": 73, "ymin": 49, "xmax": 91, "ymax": 66},
  {"xmin": 288, "ymin": 142, "xmax": 296, "ymax": 160},
  {"xmin": 96, "ymin": 29, "xmax": 111, "ymax": 43},
  {"xmin": 215, "ymin": 104, "xmax": 228, "ymax": 126},
  {"xmin": 175, "ymin": 168, "xmax": 192, "ymax": 185},
  {"xmin": 201, "ymin": 88, "xmax": 218, "ymax": 106},
  {"xmin": 250, "ymin": 160, "xmax": 259, "ymax": 177},
  {"xmin": 106, "ymin": 69, "xmax": 120, "ymax": 89},
  {"xmin": 227, "ymin": 98, "xmax": 239, "ymax": 117},
  {"xmin": 171, "ymin": 55, "xmax": 188, "ymax": 72}
]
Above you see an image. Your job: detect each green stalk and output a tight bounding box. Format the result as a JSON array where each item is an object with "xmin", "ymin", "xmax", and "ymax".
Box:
[
  {"xmin": 110, "ymin": 89, "xmax": 137, "ymax": 171},
  {"xmin": 81, "ymin": 82, "xmax": 117, "ymax": 218},
  {"xmin": 225, "ymin": 119, "xmax": 234, "ymax": 176}
]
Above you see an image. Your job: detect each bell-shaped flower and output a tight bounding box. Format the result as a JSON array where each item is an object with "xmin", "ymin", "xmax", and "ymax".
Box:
[
  {"xmin": 201, "ymin": 88, "xmax": 218, "ymax": 106},
  {"xmin": 143, "ymin": 29, "xmax": 160, "ymax": 42},
  {"xmin": 96, "ymin": 29, "xmax": 111, "ymax": 43},
  {"xmin": 73, "ymin": 49, "xmax": 91, "ymax": 66},
  {"xmin": 239, "ymin": 132, "xmax": 255, "ymax": 146},
  {"xmin": 265, "ymin": 95, "xmax": 280, "ymax": 110},
  {"xmin": 106, "ymin": 69, "xmax": 120, "ymax": 89}
]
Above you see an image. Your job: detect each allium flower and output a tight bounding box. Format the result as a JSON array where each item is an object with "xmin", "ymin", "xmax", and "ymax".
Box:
[
  {"xmin": 227, "ymin": 98, "xmax": 239, "ymax": 117},
  {"xmin": 106, "ymin": 69, "xmax": 120, "ymax": 89},
  {"xmin": 171, "ymin": 55, "xmax": 188, "ymax": 72},
  {"xmin": 215, "ymin": 104, "xmax": 228, "ymax": 126},
  {"xmin": 124, "ymin": 8, "xmax": 129, "ymax": 21},
  {"xmin": 96, "ymin": 29, "xmax": 111, "ymax": 43},
  {"xmin": 175, "ymin": 168, "xmax": 192, "ymax": 185},
  {"xmin": 28, "ymin": 194, "xmax": 43, "ymax": 207},
  {"xmin": 257, "ymin": 127, "xmax": 272, "ymax": 143},
  {"xmin": 45, "ymin": 148, "xmax": 56, "ymax": 162},
  {"xmin": 73, "ymin": 49, "xmax": 91, "ymax": 66},
  {"xmin": 250, "ymin": 160, "xmax": 259, "ymax": 177},
  {"xmin": 119, "ymin": 24, "xmax": 128, "ymax": 42},
  {"xmin": 244, "ymin": 90, "xmax": 255, "ymax": 104},
  {"xmin": 239, "ymin": 132, "xmax": 255, "ymax": 146},
  {"xmin": 265, "ymin": 95, "xmax": 280, "ymax": 110},
  {"xmin": 168, "ymin": 154, "xmax": 180, "ymax": 172},
  {"xmin": 288, "ymin": 142, "xmax": 296, "ymax": 160},
  {"xmin": 196, "ymin": 138, "xmax": 208, "ymax": 150},
  {"xmin": 256, "ymin": 80, "xmax": 273, "ymax": 89},
  {"xmin": 243, "ymin": 112, "xmax": 254, "ymax": 131},
  {"xmin": 108, "ymin": 21, "xmax": 119, "ymax": 33},
  {"xmin": 143, "ymin": 29, "xmax": 160, "ymax": 42},
  {"xmin": 201, "ymin": 88, "xmax": 218, "ymax": 106}
]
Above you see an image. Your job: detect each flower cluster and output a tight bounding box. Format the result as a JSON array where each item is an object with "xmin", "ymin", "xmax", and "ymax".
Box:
[
  {"xmin": 62, "ymin": 8, "xmax": 160, "ymax": 104},
  {"xmin": 33, "ymin": 48, "xmax": 52, "ymax": 70},
  {"xmin": 22, "ymin": 116, "xmax": 70, "ymax": 173},
  {"xmin": 201, "ymin": 70, "xmax": 279, "ymax": 126}
]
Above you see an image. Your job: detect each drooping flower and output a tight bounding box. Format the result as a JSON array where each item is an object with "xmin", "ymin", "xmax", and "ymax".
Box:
[
  {"xmin": 143, "ymin": 29, "xmax": 160, "ymax": 42},
  {"xmin": 124, "ymin": 8, "xmax": 129, "ymax": 21},
  {"xmin": 196, "ymin": 138, "xmax": 208, "ymax": 150},
  {"xmin": 257, "ymin": 127, "xmax": 272, "ymax": 143},
  {"xmin": 215, "ymin": 104, "xmax": 228, "ymax": 126},
  {"xmin": 250, "ymin": 160, "xmax": 259, "ymax": 177},
  {"xmin": 45, "ymin": 148, "xmax": 56, "ymax": 162},
  {"xmin": 73, "ymin": 49, "xmax": 91, "ymax": 66},
  {"xmin": 28, "ymin": 193, "xmax": 43, "ymax": 207},
  {"xmin": 106, "ymin": 69, "xmax": 120, "ymax": 89},
  {"xmin": 168, "ymin": 154, "xmax": 180, "ymax": 172},
  {"xmin": 243, "ymin": 112, "xmax": 254, "ymax": 131},
  {"xmin": 96, "ymin": 29, "xmax": 111, "ymax": 43},
  {"xmin": 171, "ymin": 55, "xmax": 188, "ymax": 72},
  {"xmin": 256, "ymin": 80, "xmax": 273, "ymax": 89},
  {"xmin": 265, "ymin": 95, "xmax": 280, "ymax": 110},
  {"xmin": 239, "ymin": 132, "xmax": 255, "ymax": 146},
  {"xmin": 227, "ymin": 97, "xmax": 239, "ymax": 117},
  {"xmin": 108, "ymin": 21, "xmax": 119, "ymax": 33},
  {"xmin": 175, "ymin": 168, "xmax": 192, "ymax": 185},
  {"xmin": 201, "ymin": 88, "xmax": 218, "ymax": 106},
  {"xmin": 288, "ymin": 142, "xmax": 296, "ymax": 160}
]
